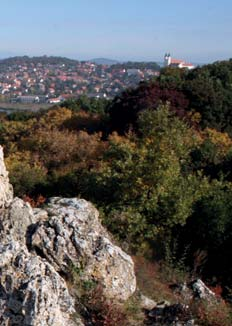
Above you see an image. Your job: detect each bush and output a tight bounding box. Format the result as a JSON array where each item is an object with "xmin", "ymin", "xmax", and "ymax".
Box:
[
  {"xmin": 191, "ymin": 299, "xmax": 232, "ymax": 326},
  {"xmin": 6, "ymin": 151, "xmax": 47, "ymax": 197}
]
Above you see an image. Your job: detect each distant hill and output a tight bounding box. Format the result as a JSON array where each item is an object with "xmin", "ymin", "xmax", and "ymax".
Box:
[
  {"xmin": 90, "ymin": 58, "xmax": 120, "ymax": 65},
  {"xmin": 0, "ymin": 56, "xmax": 120, "ymax": 67},
  {"xmin": 0, "ymin": 56, "xmax": 79, "ymax": 66},
  {"xmin": 0, "ymin": 55, "xmax": 162, "ymax": 68}
]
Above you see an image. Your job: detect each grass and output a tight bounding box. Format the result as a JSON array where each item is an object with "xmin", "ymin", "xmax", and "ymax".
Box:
[
  {"xmin": 0, "ymin": 101, "xmax": 51, "ymax": 111},
  {"xmin": 133, "ymin": 255, "xmax": 178, "ymax": 304},
  {"xmin": 133, "ymin": 255, "xmax": 232, "ymax": 326}
]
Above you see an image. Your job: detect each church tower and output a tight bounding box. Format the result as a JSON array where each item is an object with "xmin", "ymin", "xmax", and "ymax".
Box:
[{"xmin": 164, "ymin": 53, "xmax": 171, "ymax": 67}]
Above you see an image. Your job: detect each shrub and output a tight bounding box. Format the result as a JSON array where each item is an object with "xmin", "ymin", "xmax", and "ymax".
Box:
[
  {"xmin": 191, "ymin": 299, "xmax": 232, "ymax": 326},
  {"xmin": 6, "ymin": 151, "xmax": 47, "ymax": 197}
]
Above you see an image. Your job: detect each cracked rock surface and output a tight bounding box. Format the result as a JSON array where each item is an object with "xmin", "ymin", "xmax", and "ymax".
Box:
[
  {"xmin": 0, "ymin": 146, "xmax": 136, "ymax": 324},
  {"xmin": 31, "ymin": 197, "xmax": 136, "ymax": 302},
  {"xmin": 0, "ymin": 147, "xmax": 13, "ymax": 208},
  {"xmin": 0, "ymin": 241, "xmax": 79, "ymax": 326}
]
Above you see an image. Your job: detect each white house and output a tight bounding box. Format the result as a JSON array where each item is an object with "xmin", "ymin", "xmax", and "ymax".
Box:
[{"xmin": 164, "ymin": 53, "xmax": 195, "ymax": 70}]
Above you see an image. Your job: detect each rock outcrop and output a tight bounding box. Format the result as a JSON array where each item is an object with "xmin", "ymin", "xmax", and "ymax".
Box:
[
  {"xmin": 0, "ymin": 241, "xmax": 79, "ymax": 326},
  {"xmin": 192, "ymin": 279, "xmax": 216, "ymax": 301},
  {"xmin": 172, "ymin": 279, "xmax": 217, "ymax": 303},
  {"xmin": 145, "ymin": 279, "xmax": 222, "ymax": 326},
  {"xmin": 30, "ymin": 197, "xmax": 136, "ymax": 301},
  {"xmin": 0, "ymin": 146, "xmax": 136, "ymax": 325},
  {"xmin": 1, "ymin": 198, "xmax": 36, "ymax": 244},
  {"xmin": 0, "ymin": 146, "xmax": 13, "ymax": 208}
]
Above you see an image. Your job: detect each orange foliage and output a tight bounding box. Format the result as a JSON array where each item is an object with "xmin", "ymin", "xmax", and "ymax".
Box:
[
  {"xmin": 23, "ymin": 195, "xmax": 46, "ymax": 208},
  {"xmin": 202, "ymin": 128, "xmax": 232, "ymax": 155},
  {"xmin": 194, "ymin": 299, "xmax": 231, "ymax": 326},
  {"xmin": 39, "ymin": 107, "xmax": 72, "ymax": 129},
  {"xmin": 25, "ymin": 127, "xmax": 106, "ymax": 171},
  {"xmin": 209, "ymin": 284, "xmax": 223, "ymax": 297}
]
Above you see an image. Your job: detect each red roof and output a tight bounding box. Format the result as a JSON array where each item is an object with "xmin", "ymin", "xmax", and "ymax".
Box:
[{"xmin": 171, "ymin": 58, "xmax": 183, "ymax": 64}]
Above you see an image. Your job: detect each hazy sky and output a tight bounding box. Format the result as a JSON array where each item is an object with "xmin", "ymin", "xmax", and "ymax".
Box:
[{"xmin": 0, "ymin": 0, "xmax": 231, "ymax": 62}]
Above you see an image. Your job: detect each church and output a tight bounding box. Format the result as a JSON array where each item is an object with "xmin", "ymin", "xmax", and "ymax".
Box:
[{"xmin": 164, "ymin": 53, "xmax": 195, "ymax": 70}]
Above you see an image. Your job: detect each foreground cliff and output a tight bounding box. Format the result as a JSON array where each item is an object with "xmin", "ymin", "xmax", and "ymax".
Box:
[{"xmin": 0, "ymin": 147, "xmax": 136, "ymax": 325}]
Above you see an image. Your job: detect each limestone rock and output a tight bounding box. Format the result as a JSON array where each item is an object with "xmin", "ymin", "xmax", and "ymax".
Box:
[
  {"xmin": 31, "ymin": 197, "xmax": 137, "ymax": 301},
  {"xmin": 0, "ymin": 197, "xmax": 36, "ymax": 244},
  {"xmin": 0, "ymin": 146, "xmax": 13, "ymax": 208},
  {"xmin": 139, "ymin": 294, "xmax": 157, "ymax": 310},
  {"xmin": 0, "ymin": 241, "xmax": 83, "ymax": 326},
  {"xmin": 0, "ymin": 146, "xmax": 136, "ymax": 323},
  {"xmin": 33, "ymin": 207, "xmax": 48, "ymax": 222},
  {"xmin": 192, "ymin": 279, "xmax": 216, "ymax": 301}
]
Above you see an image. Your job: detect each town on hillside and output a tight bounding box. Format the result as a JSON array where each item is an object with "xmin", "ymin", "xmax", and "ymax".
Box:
[{"xmin": 0, "ymin": 56, "xmax": 160, "ymax": 104}]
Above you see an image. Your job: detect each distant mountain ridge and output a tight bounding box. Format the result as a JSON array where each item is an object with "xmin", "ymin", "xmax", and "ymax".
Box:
[{"xmin": 0, "ymin": 55, "xmax": 161, "ymax": 67}]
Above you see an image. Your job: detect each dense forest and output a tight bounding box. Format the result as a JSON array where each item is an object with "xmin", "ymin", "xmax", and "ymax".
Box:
[{"xmin": 1, "ymin": 59, "xmax": 232, "ymax": 323}]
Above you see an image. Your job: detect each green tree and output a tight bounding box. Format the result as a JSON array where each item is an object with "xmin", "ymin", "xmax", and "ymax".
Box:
[
  {"xmin": 5, "ymin": 151, "xmax": 47, "ymax": 196},
  {"xmin": 83, "ymin": 106, "xmax": 208, "ymax": 250},
  {"xmin": 180, "ymin": 181, "xmax": 232, "ymax": 288}
]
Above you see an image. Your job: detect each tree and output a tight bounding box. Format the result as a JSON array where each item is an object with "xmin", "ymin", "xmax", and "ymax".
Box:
[
  {"xmin": 82, "ymin": 106, "xmax": 207, "ymax": 250},
  {"xmin": 180, "ymin": 181, "xmax": 232, "ymax": 288},
  {"xmin": 108, "ymin": 81, "xmax": 189, "ymax": 134},
  {"xmin": 5, "ymin": 151, "xmax": 47, "ymax": 197}
]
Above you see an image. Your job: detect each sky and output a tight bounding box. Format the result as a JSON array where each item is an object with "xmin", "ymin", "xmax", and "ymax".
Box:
[{"xmin": 0, "ymin": 0, "xmax": 231, "ymax": 63}]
